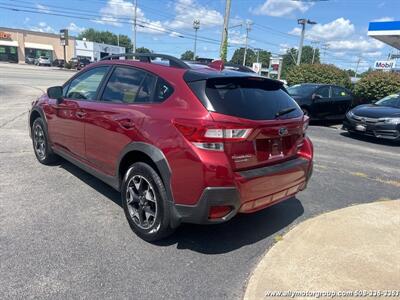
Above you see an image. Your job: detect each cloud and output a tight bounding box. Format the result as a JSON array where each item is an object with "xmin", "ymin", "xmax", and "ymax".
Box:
[
  {"xmin": 228, "ymin": 30, "xmax": 246, "ymax": 45},
  {"xmin": 289, "ymin": 18, "xmax": 355, "ymax": 41},
  {"xmin": 363, "ymin": 51, "xmax": 382, "ymax": 57},
  {"xmin": 67, "ymin": 22, "xmax": 85, "ymax": 34},
  {"xmin": 326, "ymin": 37, "xmax": 385, "ymax": 52},
  {"xmin": 30, "ymin": 22, "xmax": 55, "ymax": 33},
  {"xmin": 95, "ymin": 0, "xmax": 222, "ymax": 35},
  {"xmin": 251, "ymin": 0, "xmax": 312, "ymax": 17},
  {"xmin": 165, "ymin": 0, "xmax": 223, "ymax": 29},
  {"xmin": 36, "ymin": 4, "xmax": 51, "ymax": 13},
  {"xmin": 371, "ymin": 17, "xmax": 394, "ymax": 22}
]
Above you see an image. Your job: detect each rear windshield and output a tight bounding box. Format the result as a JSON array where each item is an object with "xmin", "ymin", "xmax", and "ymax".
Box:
[{"xmin": 189, "ymin": 77, "xmax": 302, "ymax": 120}]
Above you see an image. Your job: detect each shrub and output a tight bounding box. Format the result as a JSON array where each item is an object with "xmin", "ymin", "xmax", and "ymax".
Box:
[
  {"xmin": 286, "ymin": 64, "xmax": 352, "ymax": 89},
  {"xmin": 353, "ymin": 71, "xmax": 400, "ymax": 102},
  {"xmin": 64, "ymin": 62, "xmax": 72, "ymax": 69}
]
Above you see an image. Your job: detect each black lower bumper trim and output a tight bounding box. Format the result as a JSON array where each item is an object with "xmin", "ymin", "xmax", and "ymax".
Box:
[{"xmin": 172, "ymin": 187, "xmax": 240, "ymax": 225}]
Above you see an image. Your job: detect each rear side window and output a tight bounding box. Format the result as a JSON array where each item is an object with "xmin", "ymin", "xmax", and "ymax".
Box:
[
  {"xmin": 190, "ymin": 77, "xmax": 302, "ymax": 120},
  {"xmin": 154, "ymin": 78, "xmax": 174, "ymax": 103},
  {"xmin": 332, "ymin": 86, "xmax": 349, "ymax": 98}
]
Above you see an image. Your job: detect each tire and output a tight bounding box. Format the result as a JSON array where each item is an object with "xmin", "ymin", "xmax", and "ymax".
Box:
[
  {"xmin": 121, "ymin": 162, "xmax": 174, "ymax": 242},
  {"xmin": 32, "ymin": 118, "xmax": 59, "ymax": 165}
]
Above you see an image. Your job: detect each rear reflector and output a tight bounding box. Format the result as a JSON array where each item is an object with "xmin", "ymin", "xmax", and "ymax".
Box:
[{"xmin": 208, "ymin": 205, "xmax": 232, "ymax": 219}]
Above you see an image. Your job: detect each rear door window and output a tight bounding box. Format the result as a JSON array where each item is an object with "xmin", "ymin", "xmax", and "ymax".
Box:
[
  {"xmin": 316, "ymin": 86, "xmax": 330, "ymax": 98},
  {"xmin": 101, "ymin": 67, "xmax": 147, "ymax": 103},
  {"xmin": 191, "ymin": 77, "xmax": 302, "ymax": 120}
]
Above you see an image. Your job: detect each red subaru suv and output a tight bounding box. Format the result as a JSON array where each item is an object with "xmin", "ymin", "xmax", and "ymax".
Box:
[{"xmin": 29, "ymin": 53, "xmax": 313, "ymax": 241}]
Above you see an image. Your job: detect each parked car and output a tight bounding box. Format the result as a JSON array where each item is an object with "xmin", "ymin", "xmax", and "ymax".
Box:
[
  {"xmin": 25, "ymin": 56, "xmax": 35, "ymax": 64},
  {"xmin": 69, "ymin": 57, "xmax": 91, "ymax": 70},
  {"xmin": 287, "ymin": 83, "xmax": 354, "ymax": 120},
  {"xmin": 35, "ymin": 56, "xmax": 51, "ymax": 66},
  {"xmin": 343, "ymin": 92, "xmax": 400, "ymax": 142},
  {"xmin": 52, "ymin": 59, "xmax": 65, "ymax": 68},
  {"xmin": 28, "ymin": 53, "xmax": 313, "ymax": 241}
]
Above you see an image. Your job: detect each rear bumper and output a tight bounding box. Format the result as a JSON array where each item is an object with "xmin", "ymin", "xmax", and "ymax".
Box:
[{"xmin": 172, "ymin": 157, "xmax": 313, "ymax": 225}]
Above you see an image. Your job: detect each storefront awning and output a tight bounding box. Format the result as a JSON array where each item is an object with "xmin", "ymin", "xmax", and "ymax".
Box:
[
  {"xmin": 24, "ymin": 42, "xmax": 53, "ymax": 50},
  {"xmin": 0, "ymin": 40, "xmax": 18, "ymax": 47},
  {"xmin": 368, "ymin": 21, "xmax": 400, "ymax": 50}
]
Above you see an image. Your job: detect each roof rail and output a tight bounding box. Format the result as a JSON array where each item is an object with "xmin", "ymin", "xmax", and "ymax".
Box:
[{"xmin": 100, "ymin": 53, "xmax": 190, "ymax": 69}]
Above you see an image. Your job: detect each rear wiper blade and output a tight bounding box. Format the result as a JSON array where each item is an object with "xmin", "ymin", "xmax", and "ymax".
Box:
[{"xmin": 275, "ymin": 107, "xmax": 296, "ymax": 118}]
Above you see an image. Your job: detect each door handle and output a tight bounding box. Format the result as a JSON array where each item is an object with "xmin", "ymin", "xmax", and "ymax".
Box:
[
  {"xmin": 76, "ymin": 111, "xmax": 87, "ymax": 118},
  {"xmin": 118, "ymin": 119, "xmax": 135, "ymax": 129}
]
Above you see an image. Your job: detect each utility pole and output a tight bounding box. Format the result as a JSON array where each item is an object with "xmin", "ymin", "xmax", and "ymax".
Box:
[
  {"xmin": 193, "ymin": 19, "xmax": 200, "ymax": 61},
  {"xmin": 354, "ymin": 56, "xmax": 361, "ymax": 78},
  {"xmin": 296, "ymin": 18, "xmax": 317, "ymax": 65},
  {"xmin": 243, "ymin": 21, "xmax": 252, "ymax": 66},
  {"xmin": 311, "ymin": 41, "xmax": 319, "ymax": 64},
  {"xmin": 133, "ymin": 0, "xmax": 137, "ymax": 52},
  {"xmin": 220, "ymin": 0, "xmax": 231, "ymax": 61},
  {"xmin": 321, "ymin": 43, "xmax": 329, "ymax": 63}
]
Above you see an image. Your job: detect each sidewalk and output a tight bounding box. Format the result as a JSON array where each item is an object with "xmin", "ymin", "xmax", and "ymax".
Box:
[{"xmin": 244, "ymin": 200, "xmax": 400, "ymax": 300}]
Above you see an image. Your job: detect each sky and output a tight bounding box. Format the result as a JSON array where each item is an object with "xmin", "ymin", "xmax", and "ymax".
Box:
[{"xmin": 0, "ymin": 0, "xmax": 399, "ymax": 72}]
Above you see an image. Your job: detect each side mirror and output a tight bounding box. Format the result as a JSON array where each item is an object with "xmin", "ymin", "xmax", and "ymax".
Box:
[{"xmin": 47, "ymin": 86, "xmax": 63, "ymax": 103}]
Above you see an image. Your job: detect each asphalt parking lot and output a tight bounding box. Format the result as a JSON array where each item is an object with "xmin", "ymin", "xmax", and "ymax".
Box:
[{"xmin": 1, "ymin": 63, "xmax": 399, "ymax": 299}]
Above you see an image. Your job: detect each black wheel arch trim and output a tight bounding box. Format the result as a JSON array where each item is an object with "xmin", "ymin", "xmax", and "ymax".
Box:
[
  {"xmin": 117, "ymin": 142, "xmax": 173, "ymax": 203},
  {"xmin": 29, "ymin": 106, "xmax": 48, "ymax": 138}
]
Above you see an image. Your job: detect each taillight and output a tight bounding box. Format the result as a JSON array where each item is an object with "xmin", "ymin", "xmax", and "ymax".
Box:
[
  {"xmin": 174, "ymin": 120, "xmax": 252, "ymax": 151},
  {"xmin": 297, "ymin": 136, "xmax": 313, "ymax": 160}
]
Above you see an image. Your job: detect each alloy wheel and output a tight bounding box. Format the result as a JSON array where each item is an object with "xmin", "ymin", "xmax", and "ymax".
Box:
[
  {"xmin": 33, "ymin": 124, "xmax": 46, "ymax": 159},
  {"xmin": 126, "ymin": 175, "xmax": 157, "ymax": 229}
]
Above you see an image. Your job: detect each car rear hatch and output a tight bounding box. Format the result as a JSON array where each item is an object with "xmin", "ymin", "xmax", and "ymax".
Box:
[{"xmin": 185, "ymin": 74, "xmax": 312, "ymax": 209}]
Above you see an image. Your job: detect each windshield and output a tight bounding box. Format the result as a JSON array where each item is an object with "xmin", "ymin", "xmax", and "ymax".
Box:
[
  {"xmin": 374, "ymin": 94, "xmax": 400, "ymax": 108},
  {"xmin": 287, "ymin": 84, "xmax": 317, "ymax": 96}
]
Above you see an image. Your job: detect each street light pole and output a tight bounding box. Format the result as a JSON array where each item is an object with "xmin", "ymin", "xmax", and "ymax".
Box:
[
  {"xmin": 296, "ymin": 18, "xmax": 316, "ymax": 65},
  {"xmin": 193, "ymin": 20, "xmax": 200, "ymax": 61}
]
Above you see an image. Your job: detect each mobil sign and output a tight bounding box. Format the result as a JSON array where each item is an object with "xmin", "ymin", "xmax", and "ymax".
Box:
[{"xmin": 374, "ymin": 60, "xmax": 396, "ymax": 70}]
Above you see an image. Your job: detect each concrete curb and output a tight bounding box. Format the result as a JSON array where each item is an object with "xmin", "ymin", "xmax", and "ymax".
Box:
[{"xmin": 244, "ymin": 200, "xmax": 400, "ymax": 300}]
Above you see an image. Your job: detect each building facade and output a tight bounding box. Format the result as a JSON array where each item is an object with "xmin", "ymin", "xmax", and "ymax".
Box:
[
  {"xmin": 0, "ymin": 27, "xmax": 126, "ymax": 64},
  {"xmin": 75, "ymin": 39, "xmax": 125, "ymax": 62},
  {"xmin": 0, "ymin": 27, "xmax": 76, "ymax": 64}
]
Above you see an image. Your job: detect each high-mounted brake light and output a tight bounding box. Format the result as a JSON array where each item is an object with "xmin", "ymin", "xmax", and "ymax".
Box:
[{"xmin": 173, "ymin": 120, "xmax": 253, "ymax": 151}]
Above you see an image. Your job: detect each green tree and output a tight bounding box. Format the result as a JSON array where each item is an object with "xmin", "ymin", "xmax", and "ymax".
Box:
[
  {"xmin": 346, "ymin": 69, "xmax": 356, "ymax": 77},
  {"xmin": 257, "ymin": 50, "xmax": 271, "ymax": 67},
  {"xmin": 77, "ymin": 28, "xmax": 132, "ymax": 52},
  {"xmin": 180, "ymin": 50, "xmax": 196, "ymax": 60},
  {"xmin": 281, "ymin": 46, "xmax": 320, "ymax": 79},
  {"xmin": 136, "ymin": 47, "xmax": 152, "ymax": 53},
  {"xmin": 286, "ymin": 64, "xmax": 352, "ymax": 89},
  {"xmin": 229, "ymin": 48, "xmax": 256, "ymax": 66}
]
